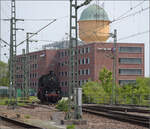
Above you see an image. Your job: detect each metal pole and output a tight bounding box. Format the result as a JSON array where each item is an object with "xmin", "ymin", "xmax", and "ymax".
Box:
[
  {"xmin": 9, "ymin": 0, "xmax": 17, "ymax": 106},
  {"xmin": 0, "ymin": 0, "xmax": 1, "ymax": 62},
  {"xmin": 112, "ymin": 29, "xmax": 117, "ymax": 105},
  {"xmin": 66, "ymin": 0, "xmax": 92, "ymax": 120},
  {"xmin": 25, "ymin": 32, "xmax": 37, "ymax": 98},
  {"xmin": 149, "ymin": 33, "xmax": 150, "ymax": 77},
  {"xmin": 0, "ymin": 41, "xmax": 1, "ymax": 62},
  {"xmin": 9, "ymin": 18, "xmax": 13, "ymax": 104},
  {"xmin": 25, "ymin": 33, "xmax": 30, "ymax": 98},
  {"xmin": 22, "ymin": 49, "xmax": 26, "ymax": 100}
]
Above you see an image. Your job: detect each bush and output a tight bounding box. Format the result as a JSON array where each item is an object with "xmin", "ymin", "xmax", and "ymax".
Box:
[
  {"xmin": 82, "ymin": 81, "xmax": 107, "ymax": 104},
  {"xmin": 56, "ymin": 99, "xmax": 68, "ymax": 112},
  {"xmin": 67, "ymin": 124, "xmax": 75, "ymax": 129},
  {"xmin": 24, "ymin": 115, "xmax": 30, "ymax": 119}
]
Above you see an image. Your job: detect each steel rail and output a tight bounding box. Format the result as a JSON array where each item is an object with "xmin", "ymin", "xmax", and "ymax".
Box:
[
  {"xmin": 82, "ymin": 106, "xmax": 150, "ymax": 128},
  {"xmin": 83, "ymin": 104, "xmax": 150, "ymax": 113},
  {"xmin": 0, "ymin": 115, "xmax": 43, "ymax": 129}
]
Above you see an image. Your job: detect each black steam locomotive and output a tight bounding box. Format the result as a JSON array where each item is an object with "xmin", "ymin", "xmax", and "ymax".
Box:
[{"xmin": 37, "ymin": 71, "xmax": 62, "ymax": 103}]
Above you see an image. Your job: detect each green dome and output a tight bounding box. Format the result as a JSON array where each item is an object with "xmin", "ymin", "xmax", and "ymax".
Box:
[{"xmin": 79, "ymin": 4, "xmax": 109, "ymax": 21}]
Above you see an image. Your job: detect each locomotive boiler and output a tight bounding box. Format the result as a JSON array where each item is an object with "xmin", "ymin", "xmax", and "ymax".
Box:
[{"xmin": 37, "ymin": 71, "xmax": 62, "ymax": 103}]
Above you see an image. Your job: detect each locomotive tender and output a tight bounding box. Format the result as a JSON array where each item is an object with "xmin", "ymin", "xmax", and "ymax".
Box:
[{"xmin": 37, "ymin": 71, "xmax": 62, "ymax": 103}]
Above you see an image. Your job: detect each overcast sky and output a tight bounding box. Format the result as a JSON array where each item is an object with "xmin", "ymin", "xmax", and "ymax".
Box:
[{"xmin": 0, "ymin": 0, "xmax": 149, "ymax": 77}]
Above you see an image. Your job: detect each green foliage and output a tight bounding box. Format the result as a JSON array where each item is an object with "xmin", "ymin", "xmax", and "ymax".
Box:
[
  {"xmin": 99, "ymin": 67, "xmax": 112, "ymax": 96},
  {"xmin": 24, "ymin": 115, "xmax": 30, "ymax": 119},
  {"xmin": 82, "ymin": 81, "xmax": 107, "ymax": 104},
  {"xmin": 82, "ymin": 67, "xmax": 150, "ymax": 106},
  {"xmin": 0, "ymin": 96, "xmax": 39, "ymax": 106},
  {"xmin": 117, "ymin": 77, "xmax": 150, "ymax": 105},
  {"xmin": 0, "ymin": 61, "xmax": 9, "ymax": 86},
  {"xmin": 67, "ymin": 124, "xmax": 75, "ymax": 129},
  {"xmin": 0, "ymin": 76, "xmax": 9, "ymax": 86},
  {"xmin": 56, "ymin": 99, "xmax": 69, "ymax": 112},
  {"xmin": 0, "ymin": 97, "xmax": 8, "ymax": 105}
]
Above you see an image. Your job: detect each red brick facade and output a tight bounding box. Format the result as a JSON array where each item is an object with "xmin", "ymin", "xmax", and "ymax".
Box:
[{"xmin": 15, "ymin": 42, "xmax": 144, "ymax": 96}]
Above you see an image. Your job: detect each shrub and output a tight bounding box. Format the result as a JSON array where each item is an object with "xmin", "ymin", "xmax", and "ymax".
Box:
[
  {"xmin": 67, "ymin": 124, "xmax": 75, "ymax": 129},
  {"xmin": 24, "ymin": 115, "xmax": 30, "ymax": 119},
  {"xmin": 56, "ymin": 99, "xmax": 68, "ymax": 112}
]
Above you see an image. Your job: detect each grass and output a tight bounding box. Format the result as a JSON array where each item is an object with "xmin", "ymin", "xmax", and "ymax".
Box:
[
  {"xmin": 67, "ymin": 124, "xmax": 75, "ymax": 129},
  {"xmin": 0, "ymin": 96, "xmax": 40, "ymax": 106},
  {"xmin": 24, "ymin": 115, "xmax": 30, "ymax": 119}
]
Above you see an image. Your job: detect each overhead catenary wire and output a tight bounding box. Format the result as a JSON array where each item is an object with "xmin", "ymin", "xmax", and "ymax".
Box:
[
  {"xmin": 1, "ymin": 15, "xmax": 68, "ymax": 21},
  {"xmin": 17, "ymin": 19, "xmax": 56, "ymax": 47},
  {"xmin": 112, "ymin": 6, "xmax": 150, "ymax": 23},
  {"xmin": 114, "ymin": 0, "xmax": 146, "ymax": 22},
  {"xmin": 118, "ymin": 30, "xmax": 149, "ymax": 41}
]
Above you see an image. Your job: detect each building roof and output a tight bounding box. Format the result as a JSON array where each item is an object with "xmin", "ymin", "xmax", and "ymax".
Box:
[{"xmin": 79, "ymin": 4, "xmax": 109, "ymax": 21}]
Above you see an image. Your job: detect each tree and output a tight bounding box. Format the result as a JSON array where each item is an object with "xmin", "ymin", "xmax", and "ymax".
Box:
[
  {"xmin": 82, "ymin": 81, "xmax": 107, "ymax": 104},
  {"xmin": 99, "ymin": 67, "xmax": 112, "ymax": 96},
  {"xmin": 0, "ymin": 61, "xmax": 9, "ymax": 86},
  {"xmin": 118, "ymin": 77, "xmax": 150, "ymax": 105}
]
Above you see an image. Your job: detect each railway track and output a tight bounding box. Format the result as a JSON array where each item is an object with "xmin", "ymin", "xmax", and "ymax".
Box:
[
  {"xmin": 82, "ymin": 104, "xmax": 150, "ymax": 128},
  {"xmin": 0, "ymin": 115, "xmax": 43, "ymax": 129}
]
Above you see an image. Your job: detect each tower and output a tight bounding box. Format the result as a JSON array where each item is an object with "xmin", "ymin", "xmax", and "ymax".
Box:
[{"xmin": 78, "ymin": 4, "xmax": 110, "ymax": 43}]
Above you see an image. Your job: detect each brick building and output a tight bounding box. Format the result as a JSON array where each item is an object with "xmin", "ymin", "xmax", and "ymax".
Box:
[{"xmin": 15, "ymin": 42, "xmax": 144, "ymax": 96}]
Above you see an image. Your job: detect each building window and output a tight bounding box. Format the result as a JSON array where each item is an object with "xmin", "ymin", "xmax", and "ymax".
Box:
[
  {"xmin": 34, "ymin": 73, "xmax": 36, "ymax": 78},
  {"xmin": 119, "ymin": 69, "xmax": 142, "ymax": 75},
  {"xmin": 78, "ymin": 60, "xmax": 80, "ymax": 65},
  {"xmin": 58, "ymin": 62, "xmax": 61, "ymax": 66},
  {"xmin": 88, "ymin": 47, "xmax": 90, "ymax": 53},
  {"xmin": 62, "ymin": 82, "xmax": 64, "ymax": 86},
  {"xmin": 86, "ymin": 58, "xmax": 90, "ymax": 64},
  {"xmin": 82, "ymin": 58, "xmax": 85, "ymax": 64},
  {"xmin": 82, "ymin": 69, "xmax": 84, "ymax": 75},
  {"xmin": 65, "ymin": 81, "xmax": 67, "ymax": 86},
  {"xmin": 65, "ymin": 51, "xmax": 67, "ymax": 56},
  {"xmin": 80, "ymin": 69, "xmax": 82, "ymax": 75},
  {"xmin": 35, "ymin": 82, "xmax": 37, "ymax": 87},
  {"xmin": 84, "ymin": 48, "xmax": 86, "ymax": 54},
  {"xmin": 119, "ymin": 58, "xmax": 142, "ymax": 64},
  {"xmin": 86, "ymin": 69, "xmax": 88, "ymax": 75},
  {"xmin": 78, "ymin": 70, "xmax": 80, "ymax": 75},
  {"xmin": 65, "ymin": 72, "xmax": 67, "ymax": 76},
  {"xmin": 88, "ymin": 69, "xmax": 90, "ymax": 75},
  {"xmin": 65, "ymin": 61, "xmax": 67, "ymax": 65},
  {"xmin": 119, "ymin": 47, "xmax": 142, "ymax": 53},
  {"xmin": 58, "ymin": 52, "xmax": 60, "ymax": 58},
  {"xmin": 119, "ymin": 80, "xmax": 136, "ymax": 85},
  {"xmin": 79, "ymin": 59, "xmax": 82, "ymax": 65},
  {"xmin": 34, "ymin": 55, "xmax": 37, "ymax": 60},
  {"xmin": 86, "ymin": 48, "xmax": 88, "ymax": 53},
  {"xmin": 78, "ymin": 49, "xmax": 80, "ymax": 54},
  {"xmin": 35, "ymin": 64, "xmax": 38, "ymax": 69}
]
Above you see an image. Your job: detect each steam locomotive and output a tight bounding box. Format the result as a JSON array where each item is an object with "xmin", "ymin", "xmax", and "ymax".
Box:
[{"xmin": 37, "ymin": 71, "xmax": 62, "ymax": 103}]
